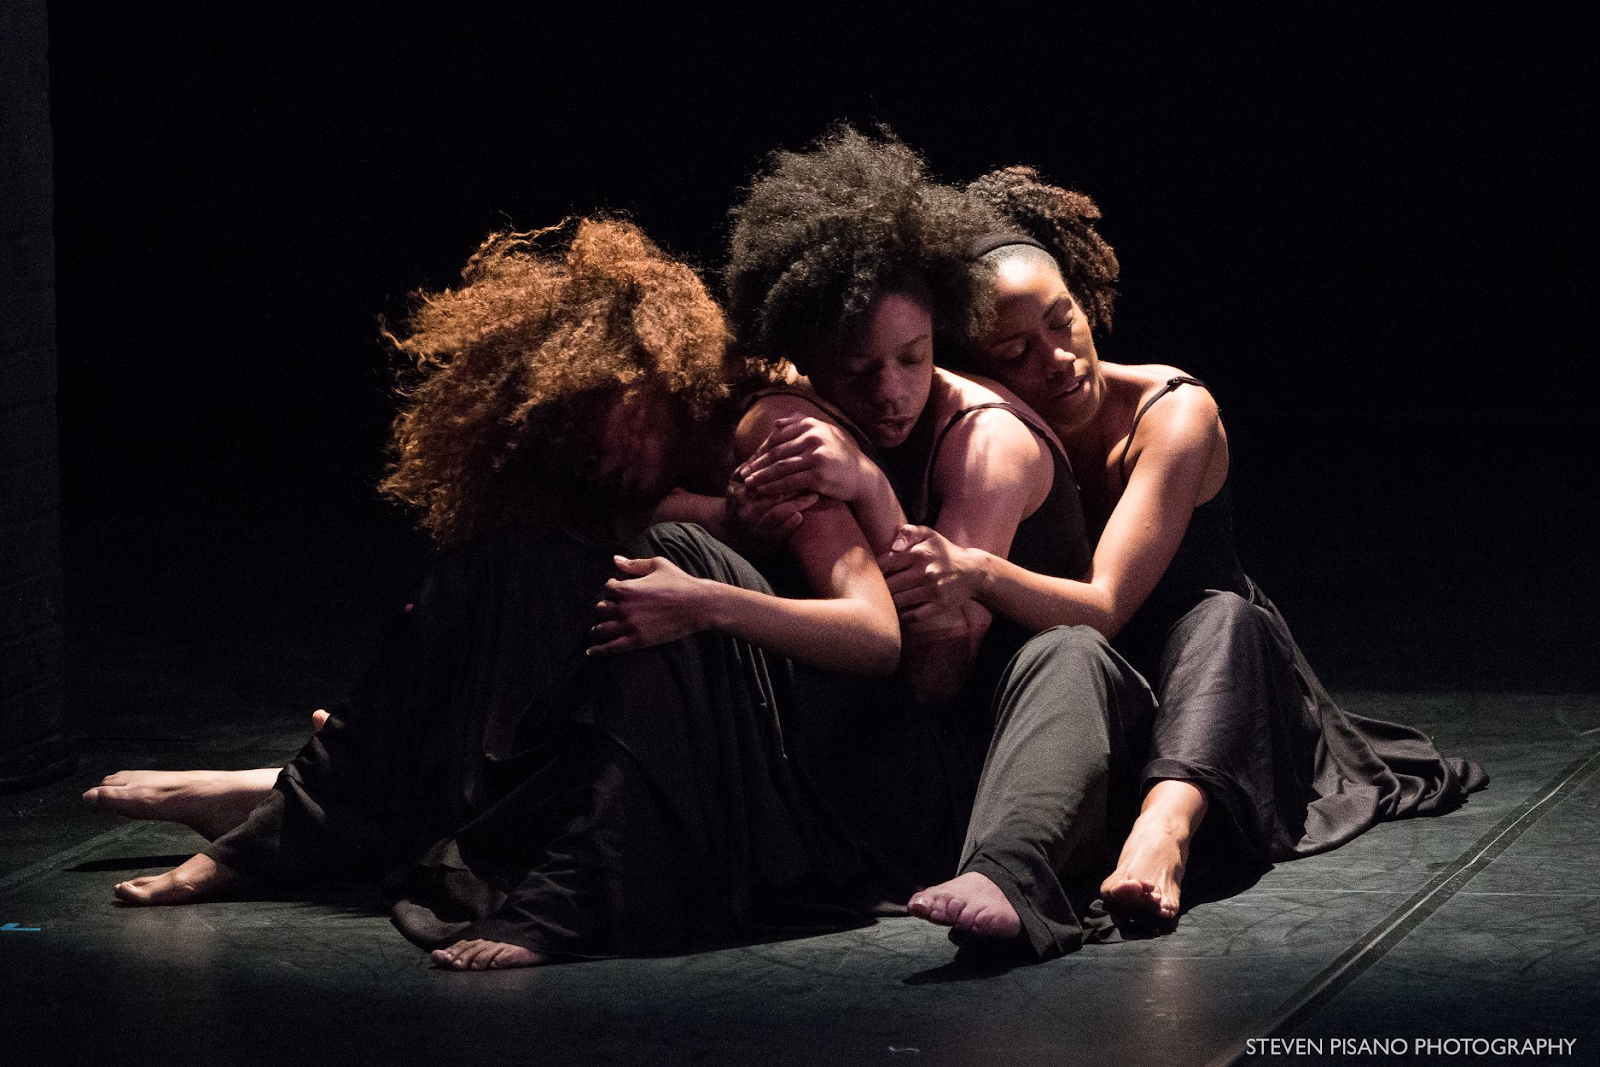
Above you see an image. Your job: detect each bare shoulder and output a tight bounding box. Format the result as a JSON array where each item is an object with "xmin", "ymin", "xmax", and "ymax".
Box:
[
  {"xmin": 937, "ymin": 368, "xmax": 1021, "ymax": 408},
  {"xmin": 1115, "ymin": 365, "xmax": 1223, "ymax": 472},
  {"xmin": 734, "ymin": 390, "xmax": 842, "ymax": 454}
]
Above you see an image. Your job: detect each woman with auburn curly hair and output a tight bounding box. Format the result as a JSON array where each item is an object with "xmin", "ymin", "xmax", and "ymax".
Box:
[
  {"xmin": 867, "ymin": 168, "xmax": 1487, "ymax": 932},
  {"xmin": 99, "ymin": 218, "xmax": 901, "ymax": 969}
]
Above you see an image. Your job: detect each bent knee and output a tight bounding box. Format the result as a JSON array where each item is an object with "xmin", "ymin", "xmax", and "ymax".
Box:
[
  {"xmin": 632, "ymin": 522, "xmax": 770, "ymax": 592},
  {"xmin": 1176, "ymin": 590, "xmax": 1267, "ymax": 641},
  {"xmin": 1011, "ymin": 624, "xmax": 1122, "ymax": 678}
]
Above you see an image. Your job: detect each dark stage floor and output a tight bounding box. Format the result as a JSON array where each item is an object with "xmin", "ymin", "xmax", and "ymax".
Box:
[{"xmin": 3, "ymin": 419, "xmax": 1597, "ymax": 1067}]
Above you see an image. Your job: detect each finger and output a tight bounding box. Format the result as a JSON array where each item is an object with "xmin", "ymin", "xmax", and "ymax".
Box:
[
  {"xmin": 885, "ymin": 568, "xmax": 932, "ymax": 594},
  {"xmin": 891, "ymin": 585, "xmax": 936, "ymax": 610},
  {"xmin": 586, "ymin": 635, "xmax": 639, "ymax": 656},
  {"xmin": 753, "ymin": 507, "xmax": 806, "ymax": 540},
  {"xmin": 612, "ymin": 555, "xmax": 656, "ymax": 575},
  {"xmin": 899, "ymin": 602, "xmax": 946, "ymax": 626},
  {"xmin": 877, "ymin": 550, "xmax": 917, "ymax": 575},
  {"xmin": 741, "ymin": 431, "xmax": 806, "ymax": 476},
  {"xmin": 748, "ymin": 470, "xmax": 822, "ymax": 498},
  {"xmin": 762, "ymin": 492, "xmax": 819, "ymax": 522},
  {"xmin": 588, "ymin": 621, "xmax": 628, "ymax": 643},
  {"xmin": 742, "ymin": 451, "xmax": 813, "ymax": 487},
  {"xmin": 889, "ymin": 524, "xmax": 932, "ymax": 554},
  {"xmin": 763, "ymin": 416, "xmax": 810, "ymax": 444},
  {"xmin": 592, "ymin": 599, "xmax": 620, "ymax": 619}
]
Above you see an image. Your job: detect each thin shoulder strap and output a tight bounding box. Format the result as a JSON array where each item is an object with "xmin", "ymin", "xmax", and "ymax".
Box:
[
  {"xmin": 1116, "ymin": 375, "xmax": 1208, "ymax": 479},
  {"xmin": 740, "ymin": 385, "xmax": 880, "ymax": 460},
  {"xmin": 921, "ymin": 401, "xmax": 1073, "ymax": 518}
]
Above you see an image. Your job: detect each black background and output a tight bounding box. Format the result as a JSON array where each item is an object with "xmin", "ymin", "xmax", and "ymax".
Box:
[{"xmin": 44, "ymin": 3, "xmax": 1599, "ymax": 691}]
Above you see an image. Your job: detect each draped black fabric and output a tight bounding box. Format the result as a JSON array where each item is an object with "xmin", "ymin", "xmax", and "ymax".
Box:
[
  {"xmin": 207, "ymin": 523, "xmax": 868, "ymax": 959},
  {"xmin": 728, "ymin": 389, "xmax": 1099, "ymax": 906},
  {"xmin": 1112, "ymin": 379, "xmax": 1489, "ymax": 886}
]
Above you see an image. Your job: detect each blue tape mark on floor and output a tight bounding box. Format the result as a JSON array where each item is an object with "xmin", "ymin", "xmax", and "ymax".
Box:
[{"xmin": 1, "ymin": 923, "xmax": 43, "ymax": 931}]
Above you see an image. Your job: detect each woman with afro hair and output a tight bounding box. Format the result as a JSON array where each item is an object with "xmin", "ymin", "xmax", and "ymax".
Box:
[
  {"xmin": 96, "ymin": 218, "xmax": 907, "ymax": 968},
  {"xmin": 724, "ymin": 127, "xmax": 1159, "ymax": 962},
  {"xmin": 863, "ymin": 167, "xmax": 1488, "ymax": 931}
]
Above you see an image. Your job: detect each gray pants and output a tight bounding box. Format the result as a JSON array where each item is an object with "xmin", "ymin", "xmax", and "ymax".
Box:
[{"xmin": 960, "ymin": 625, "xmax": 1156, "ymax": 960}]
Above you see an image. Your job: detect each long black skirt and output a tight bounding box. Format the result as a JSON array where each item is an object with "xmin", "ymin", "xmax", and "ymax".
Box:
[
  {"xmin": 1117, "ymin": 577, "xmax": 1490, "ymax": 890},
  {"xmin": 206, "ymin": 523, "xmax": 867, "ymax": 959}
]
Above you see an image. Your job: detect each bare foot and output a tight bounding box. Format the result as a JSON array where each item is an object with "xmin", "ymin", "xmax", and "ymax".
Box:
[
  {"xmin": 83, "ymin": 768, "xmax": 280, "ymax": 841},
  {"xmin": 907, "ymin": 872, "xmax": 1021, "ymax": 940},
  {"xmin": 431, "ymin": 939, "xmax": 547, "ymax": 971},
  {"xmin": 114, "ymin": 853, "xmax": 243, "ymax": 906},
  {"xmin": 1100, "ymin": 779, "xmax": 1208, "ymax": 924}
]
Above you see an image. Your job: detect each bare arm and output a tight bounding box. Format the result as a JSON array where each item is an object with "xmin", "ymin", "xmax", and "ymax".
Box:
[
  {"xmin": 590, "ymin": 397, "xmax": 900, "ymax": 676},
  {"xmin": 882, "ymin": 409, "xmax": 1053, "ymax": 700},
  {"xmin": 737, "ymin": 413, "xmax": 906, "ymax": 552},
  {"xmin": 957, "ymin": 385, "xmax": 1223, "ymax": 638}
]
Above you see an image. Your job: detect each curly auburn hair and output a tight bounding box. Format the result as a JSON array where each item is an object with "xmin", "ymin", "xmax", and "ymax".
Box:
[
  {"xmin": 379, "ymin": 218, "xmax": 739, "ymax": 545},
  {"xmin": 966, "ymin": 166, "xmax": 1120, "ymax": 333},
  {"xmin": 726, "ymin": 125, "xmax": 997, "ymax": 371}
]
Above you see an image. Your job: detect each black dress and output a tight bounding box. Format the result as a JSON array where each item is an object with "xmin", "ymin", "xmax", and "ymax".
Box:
[
  {"xmin": 1111, "ymin": 377, "xmax": 1489, "ymax": 889},
  {"xmin": 738, "ymin": 389, "xmax": 1156, "ymax": 959},
  {"xmin": 206, "ymin": 522, "xmax": 866, "ymax": 959}
]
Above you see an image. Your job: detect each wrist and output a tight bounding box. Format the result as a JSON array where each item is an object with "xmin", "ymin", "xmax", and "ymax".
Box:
[
  {"xmin": 692, "ymin": 577, "xmax": 728, "ymax": 632},
  {"xmin": 963, "ymin": 546, "xmax": 996, "ymax": 602}
]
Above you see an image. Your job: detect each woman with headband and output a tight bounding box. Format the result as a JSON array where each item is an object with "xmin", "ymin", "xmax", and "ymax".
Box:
[{"xmin": 869, "ymin": 169, "xmax": 1488, "ymax": 928}]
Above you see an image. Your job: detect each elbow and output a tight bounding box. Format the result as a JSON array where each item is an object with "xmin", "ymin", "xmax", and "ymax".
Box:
[
  {"xmin": 1096, "ymin": 600, "xmax": 1136, "ymax": 641},
  {"xmin": 857, "ymin": 625, "xmax": 902, "ymax": 677}
]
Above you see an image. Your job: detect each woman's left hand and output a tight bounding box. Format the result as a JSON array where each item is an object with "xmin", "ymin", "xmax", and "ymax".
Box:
[
  {"xmin": 877, "ymin": 525, "xmax": 981, "ymax": 625},
  {"xmin": 588, "ymin": 555, "xmax": 710, "ymax": 655},
  {"xmin": 736, "ymin": 416, "xmax": 868, "ymax": 503}
]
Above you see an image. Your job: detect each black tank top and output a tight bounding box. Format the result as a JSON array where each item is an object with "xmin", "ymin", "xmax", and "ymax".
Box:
[
  {"xmin": 741, "ymin": 387, "xmax": 1090, "ymax": 583},
  {"xmin": 1115, "ymin": 377, "xmax": 1249, "ymax": 643}
]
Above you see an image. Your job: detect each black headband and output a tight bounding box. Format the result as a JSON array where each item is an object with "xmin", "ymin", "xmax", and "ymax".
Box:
[{"xmin": 969, "ymin": 232, "xmax": 1051, "ymax": 260}]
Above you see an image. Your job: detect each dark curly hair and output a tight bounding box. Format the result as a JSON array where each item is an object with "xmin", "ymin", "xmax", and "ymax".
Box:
[
  {"xmin": 379, "ymin": 218, "xmax": 742, "ymax": 545},
  {"xmin": 726, "ymin": 125, "xmax": 997, "ymax": 372},
  {"xmin": 966, "ymin": 166, "xmax": 1120, "ymax": 333}
]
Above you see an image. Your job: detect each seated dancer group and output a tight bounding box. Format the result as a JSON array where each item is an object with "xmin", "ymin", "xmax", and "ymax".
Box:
[{"xmin": 84, "ymin": 128, "xmax": 1486, "ymax": 969}]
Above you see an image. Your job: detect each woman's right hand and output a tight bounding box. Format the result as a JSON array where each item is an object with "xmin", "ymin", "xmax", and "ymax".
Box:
[
  {"xmin": 878, "ymin": 524, "xmax": 984, "ymax": 626},
  {"xmin": 736, "ymin": 416, "xmax": 869, "ymax": 503},
  {"xmin": 588, "ymin": 555, "xmax": 711, "ymax": 655}
]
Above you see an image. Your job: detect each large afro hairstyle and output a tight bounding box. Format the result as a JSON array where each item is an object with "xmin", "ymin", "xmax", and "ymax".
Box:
[
  {"xmin": 379, "ymin": 217, "xmax": 743, "ymax": 546},
  {"xmin": 725, "ymin": 125, "xmax": 999, "ymax": 372}
]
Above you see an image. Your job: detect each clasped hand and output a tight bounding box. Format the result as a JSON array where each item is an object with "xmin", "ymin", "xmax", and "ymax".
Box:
[
  {"xmin": 588, "ymin": 555, "xmax": 708, "ymax": 655},
  {"xmin": 877, "ymin": 525, "xmax": 979, "ymax": 626},
  {"xmin": 725, "ymin": 415, "xmax": 861, "ymax": 548}
]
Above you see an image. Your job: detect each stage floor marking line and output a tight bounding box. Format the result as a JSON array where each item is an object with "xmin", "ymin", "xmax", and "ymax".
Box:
[
  {"xmin": 0, "ymin": 824, "xmax": 142, "ymax": 896},
  {"xmin": 1213, "ymin": 744, "xmax": 1600, "ymax": 1067}
]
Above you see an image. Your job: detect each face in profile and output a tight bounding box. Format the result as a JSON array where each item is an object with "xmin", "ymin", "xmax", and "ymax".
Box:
[
  {"xmin": 978, "ymin": 255, "xmax": 1103, "ymax": 435},
  {"xmin": 590, "ymin": 387, "xmax": 684, "ymax": 504},
  {"xmin": 806, "ymin": 291, "xmax": 936, "ymax": 449}
]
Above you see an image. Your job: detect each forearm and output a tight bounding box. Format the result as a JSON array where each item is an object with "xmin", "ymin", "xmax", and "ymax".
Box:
[
  {"xmin": 970, "ymin": 550, "xmax": 1122, "ymax": 638},
  {"xmin": 697, "ymin": 579, "xmax": 900, "ymax": 676},
  {"xmin": 849, "ymin": 461, "xmax": 908, "ymax": 554},
  {"xmin": 898, "ymin": 602, "xmax": 988, "ymax": 703}
]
